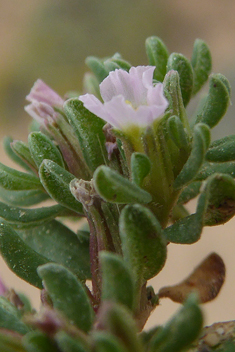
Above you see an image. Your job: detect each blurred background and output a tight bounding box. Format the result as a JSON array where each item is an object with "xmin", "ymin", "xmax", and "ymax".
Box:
[{"xmin": 0, "ymin": 0, "xmax": 235, "ymax": 329}]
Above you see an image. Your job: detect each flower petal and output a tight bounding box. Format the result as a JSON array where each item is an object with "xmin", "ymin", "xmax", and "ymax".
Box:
[
  {"xmin": 26, "ymin": 79, "xmax": 64, "ymax": 107},
  {"xmin": 100, "ymin": 66, "xmax": 155, "ymax": 108},
  {"xmin": 25, "ymin": 102, "xmax": 55, "ymax": 125},
  {"xmin": 147, "ymin": 83, "xmax": 169, "ymax": 111},
  {"xmin": 80, "ymin": 93, "xmax": 136, "ymax": 130},
  {"xmin": 80, "ymin": 66, "xmax": 168, "ymax": 131}
]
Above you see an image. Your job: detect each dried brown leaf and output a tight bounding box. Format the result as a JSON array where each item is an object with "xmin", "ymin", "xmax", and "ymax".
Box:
[{"xmin": 158, "ymin": 252, "xmax": 225, "ymax": 303}]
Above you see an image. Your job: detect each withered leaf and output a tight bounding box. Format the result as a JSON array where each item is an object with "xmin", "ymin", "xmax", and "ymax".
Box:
[{"xmin": 158, "ymin": 252, "xmax": 225, "ymax": 303}]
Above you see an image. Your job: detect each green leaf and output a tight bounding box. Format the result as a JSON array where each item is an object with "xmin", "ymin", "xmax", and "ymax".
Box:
[
  {"xmin": 64, "ymin": 99, "xmax": 108, "ymax": 172},
  {"xmin": 206, "ymin": 135, "xmax": 235, "ymax": 162},
  {"xmin": 92, "ymin": 331, "xmax": 128, "ymax": 352},
  {"xmin": 177, "ymin": 181, "xmax": 201, "ymax": 205},
  {"xmin": 163, "ymin": 70, "xmax": 189, "ymax": 132},
  {"xmin": 149, "ymin": 295, "xmax": 203, "ymax": 352},
  {"xmin": 145, "ymin": 36, "xmax": 169, "ymax": 81},
  {"xmin": 195, "ymin": 74, "xmax": 231, "ymax": 128},
  {"xmin": 0, "ymin": 222, "xmax": 48, "ymax": 288},
  {"xmin": 11, "ymin": 140, "xmax": 37, "ymax": 171},
  {"xmin": 119, "ymin": 204, "xmax": 166, "ymax": 283},
  {"xmin": 0, "ymin": 296, "xmax": 30, "ymax": 334},
  {"xmin": 167, "ymin": 115, "xmax": 189, "ymax": 150},
  {"xmin": 108, "ymin": 58, "xmax": 131, "ymax": 72},
  {"xmin": 0, "ymin": 188, "xmax": 49, "ymax": 207},
  {"xmin": 164, "ymin": 190, "xmax": 207, "ymax": 244},
  {"xmin": 167, "ymin": 53, "xmax": 194, "ymax": 106},
  {"xmin": 100, "ymin": 251, "xmax": 135, "ymax": 311},
  {"xmin": 38, "ymin": 263, "xmax": 94, "ymax": 332},
  {"xmin": 28, "ymin": 132, "xmax": 65, "ymax": 168},
  {"xmin": 55, "ymin": 332, "xmax": 88, "ymax": 352},
  {"xmin": 83, "ymin": 73, "xmax": 101, "ymax": 99},
  {"xmin": 0, "ymin": 202, "xmax": 65, "ymax": 229},
  {"xmin": 204, "ymin": 173, "xmax": 235, "ymax": 226},
  {"xmin": 19, "ymin": 220, "xmax": 91, "ymax": 280},
  {"xmin": 85, "ymin": 56, "xmax": 109, "ymax": 83},
  {"xmin": 39, "ymin": 160, "xmax": 83, "ymax": 214},
  {"xmin": 23, "ymin": 332, "xmax": 58, "ymax": 352},
  {"xmin": 0, "ymin": 162, "xmax": 42, "ymax": 191},
  {"xmin": 3, "ymin": 137, "xmax": 33, "ymax": 173},
  {"xmin": 174, "ymin": 123, "xmax": 210, "ymax": 190},
  {"xmin": 94, "ymin": 166, "xmax": 152, "ymax": 204},
  {"xmin": 191, "ymin": 39, "xmax": 212, "ymax": 95},
  {"xmin": 131, "ymin": 153, "xmax": 151, "ymax": 187},
  {"xmin": 0, "ymin": 333, "xmax": 27, "ymax": 352},
  {"xmin": 98, "ymin": 302, "xmax": 142, "ymax": 352},
  {"xmin": 196, "ymin": 161, "xmax": 235, "ymax": 181}
]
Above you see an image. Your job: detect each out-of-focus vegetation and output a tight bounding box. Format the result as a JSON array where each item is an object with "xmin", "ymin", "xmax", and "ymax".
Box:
[{"xmin": 0, "ymin": 0, "xmax": 235, "ymax": 140}]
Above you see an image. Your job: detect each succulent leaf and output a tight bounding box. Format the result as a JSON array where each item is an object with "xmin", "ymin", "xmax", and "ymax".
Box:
[
  {"xmin": 191, "ymin": 39, "xmax": 212, "ymax": 95},
  {"xmin": 38, "ymin": 263, "xmax": 94, "ymax": 332},
  {"xmin": 94, "ymin": 165, "xmax": 152, "ymax": 204},
  {"xmin": 145, "ymin": 36, "xmax": 169, "ymax": 82},
  {"xmin": 39, "ymin": 160, "xmax": 84, "ymax": 214}
]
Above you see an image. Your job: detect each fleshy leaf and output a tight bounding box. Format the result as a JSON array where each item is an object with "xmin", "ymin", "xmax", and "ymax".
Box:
[
  {"xmin": 131, "ymin": 152, "xmax": 151, "ymax": 187},
  {"xmin": 163, "ymin": 70, "xmax": 189, "ymax": 131},
  {"xmin": 167, "ymin": 115, "xmax": 189, "ymax": 150},
  {"xmin": 167, "ymin": 53, "xmax": 194, "ymax": 106},
  {"xmin": 177, "ymin": 181, "xmax": 202, "ymax": 205},
  {"xmin": 145, "ymin": 36, "xmax": 169, "ymax": 82},
  {"xmin": 85, "ymin": 56, "xmax": 109, "ymax": 83},
  {"xmin": 97, "ymin": 302, "xmax": 142, "ymax": 352},
  {"xmin": 94, "ymin": 165, "xmax": 152, "ymax": 204},
  {"xmin": 196, "ymin": 161, "xmax": 235, "ymax": 181},
  {"xmin": 164, "ymin": 189, "xmax": 207, "ymax": 244},
  {"xmin": 83, "ymin": 72, "xmax": 101, "ymax": 99},
  {"xmin": 38, "ymin": 263, "xmax": 94, "ymax": 332},
  {"xmin": 92, "ymin": 331, "xmax": 128, "ymax": 352},
  {"xmin": 55, "ymin": 332, "xmax": 88, "ymax": 352},
  {"xmin": 0, "ymin": 188, "xmax": 49, "ymax": 207},
  {"xmin": 0, "ymin": 332, "xmax": 27, "ymax": 352},
  {"xmin": 23, "ymin": 331, "xmax": 58, "ymax": 352},
  {"xmin": 28, "ymin": 132, "xmax": 65, "ymax": 168},
  {"xmin": 39, "ymin": 160, "xmax": 83, "ymax": 214},
  {"xmin": 204, "ymin": 173, "xmax": 235, "ymax": 226},
  {"xmin": 195, "ymin": 74, "xmax": 231, "ymax": 128},
  {"xmin": 18, "ymin": 220, "xmax": 91, "ymax": 280},
  {"xmin": 107, "ymin": 57, "xmax": 131, "ymax": 72},
  {"xmin": 166, "ymin": 173, "xmax": 235, "ymax": 243},
  {"xmin": 158, "ymin": 253, "xmax": 225, "ymax": 303},
  {"xmin": 206, "ymin": 135, "xmax": 235, "ymax": 162},
  {"xmin": 11, "ymin": 140, "xmax": 37, "ymax": 172},
  {"xmin": 3, "ymin": 137, "xmax": 34, "ymax": 173},
  {"xmin": 119, "ymin": 204, "xmax": 166, "ymax": 283},
  {"xmin": 0, "ymin": 202, "xmax": 65, "ymax": 229},
  {"xmin": 64, "ymin": 98, "xmax": 108, "ymax": 172},
  {"xmin": 100, "ymin": 251, "xmax": 135, "ymax": 311},
  {"xmin": 0, "ymin": 296, "xmax": 30, "ymax": 334},
  {"xmin": 0, "ymin": 162, "xmax": 42, "ymax": 191},
  {"xmin": 0, "ymin": 222, "xmax": 48, "ymax": 288},
  {"xmin": 149, "ymin": 295, "xmax": 203, "ymax": 352},
  {"xmin": 191, "ymin": 39, "xmax": 212, "ymax": 95},
  {"xmin": 174, "ymin": 123, "xmax": 210, "ymax": 190}
]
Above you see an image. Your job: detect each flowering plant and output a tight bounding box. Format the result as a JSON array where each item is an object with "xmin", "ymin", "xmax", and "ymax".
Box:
[{"xmin": 0, "ymin": 36, "xmax": 234, "ymax": 351}]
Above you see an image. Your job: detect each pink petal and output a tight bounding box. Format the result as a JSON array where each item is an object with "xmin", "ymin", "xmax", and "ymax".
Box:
[
  {"xmin": 26, "ymin": 79, "xmax": 64, "ymax": 107},
  {"xmin": 25, "ymin": 102, "xmax": 55, "ymax": 125},
  {"xmin": 147, "ymin": 83, "xmax": 169, "ymax": 110}
]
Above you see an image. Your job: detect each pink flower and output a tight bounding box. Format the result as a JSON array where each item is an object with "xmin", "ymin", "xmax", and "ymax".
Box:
[
  {"xmin": 26, "ymin": 79, "xmax": 64, "ymax": 107},
  {"xmin": 79, "ymin": 66, "xmax": 168, "ymax": 130},
  {"xmin": 25, "ymin": 79, "xmax": 64, "ymax": 125}
]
